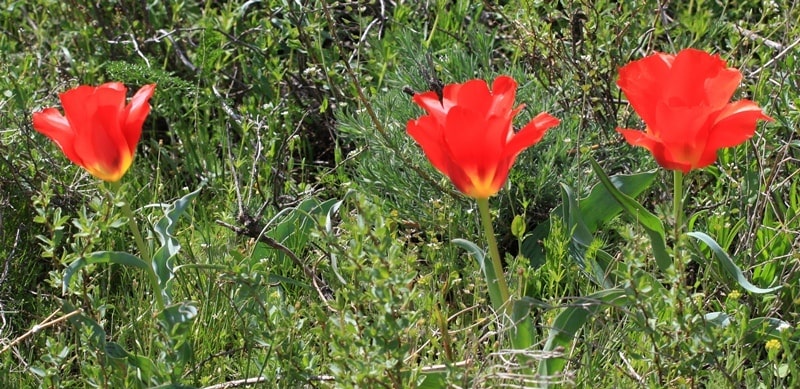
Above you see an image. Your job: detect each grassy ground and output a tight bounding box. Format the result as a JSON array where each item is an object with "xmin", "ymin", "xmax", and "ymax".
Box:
[{"xmin": 1, "ymin": 0, "xmax": 798, "ymax": 387}]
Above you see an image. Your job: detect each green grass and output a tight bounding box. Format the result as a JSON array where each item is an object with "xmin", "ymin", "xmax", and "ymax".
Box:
[{"xmin": 1, "ymin": 0, "xmax": 799, "ymax": 387}]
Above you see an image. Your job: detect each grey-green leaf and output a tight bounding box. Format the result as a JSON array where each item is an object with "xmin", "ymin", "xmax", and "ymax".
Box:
[
  {"xmin": 687, "ymin": 231, "xmax": 781, "ymax": 294},
  {"xmin": 589, "ymin": 158, "xmax": 671, "ymax": 272},
  {"xmin": 63, "ymin": 251, "xmax": 148, "ymax": 295}
]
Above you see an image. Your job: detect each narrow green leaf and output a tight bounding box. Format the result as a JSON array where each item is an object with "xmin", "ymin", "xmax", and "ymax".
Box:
[
  {"xmin": 62, "ymin": 301, "xmax": 106, "ymax": 348},
  {"xmin": 520, "ymin": 170, "xmax": 656, "ymax": 273},
  {"xmin": 704, "ymin": 312, "xmax": 732, "ymax": 327},
  {"xmin": 510, "ymin": 299, "xmax": 535, "ymax": 351},
  {"xmin": 452, "ymin": 238, "xmax": 504, "ymax": 314},
  {"xmin": 325, "ymin": 191, "xmax": 354, "ymax": 284},
  {"xmin": 417, "ymin": 371, "xmax": 447, "ymax": 389},
  {"xmin": 511, "ymin": 297, "xmax": 550, "ymax": 351},
  {"xmin": 558, "ymin": 184, "xmax": 618, "ymax": 286},
  {"xmin": 560, "ymin": 184, "xmax": 593, "ymax": 250},
  {"xmin": 589, "ymin": 158, "xmax": 671, "ymax": 272},
  {"xmin": 539, "ymin": 288, "xmax": 627, "ymax": 378},
  {"xmin": 152, "ymin": 186, "xmax": 203, "ymax": 304},
  {"xmin": 451, "ymin": 238, "xmax": 485, "ymax": 269},
  {"xmin": 63, "ymin": 251, "xmax": 148, "ymax": 295},
  {"xmin": 159, "ymin": 301, "xmax": 199, "ymax": 335},
  {"xmin": 269, "ymin": 197, "xmax": 338, "ymax": 244},
  {"xmin": 687, "ymin": 231, "xmax": 781, "ymax": 294},
  {"xmin": 746, "ymin": 317, "xmax": 793, "ymax": 343},
  {"xmin": 105, "ymin": 342, "xmax": 131, "ymax": 359},
  {"xmin": 580, "ymin": 170, "xmax": 657, "ymax": 232},
  {"xmin": 520, "ymin": 221, "xmax": 550, "ymax": 268}
]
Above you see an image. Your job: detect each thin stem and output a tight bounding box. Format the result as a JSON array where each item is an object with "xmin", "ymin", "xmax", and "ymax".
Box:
[
  {"xmin": 476, "ymin": 198, "xmax": 511, "ymax": 315},
  {"xmin": 108, "ymin": 181, "xmax": 164, "ymax": 311},
  {"xmin": 0, "ymin": 309, "xmax": 84, "ymax": 355},
  {"xmin": 673, "ymin": 170, "xmax": 685, "ymax": 275},
  {"xmin": 673, "ymin": 170, "xmax": 684, "ymax": 242}
]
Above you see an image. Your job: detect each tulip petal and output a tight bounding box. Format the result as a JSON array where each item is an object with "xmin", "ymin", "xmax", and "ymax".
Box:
[
  {"xmin": 454, "ymin": 78, "xmax": 493, "ymax": 118},
  {"xmin": 504, "ymin": 112, "xmax": 559, "ymax": 159},
  {"xmin": 488, "ymin": 76, "xmax": 517, "ymax": 118},
  {"xmin": 100, "ymin": 82, "xmax": 127, "ymax": 92},
  {"xmin": 444, "ymin": 106, "xmax": 504, "ymax": 173},
  {"xmin": 695, "ymin": 146, "xmax": 721, "ymax": 171},
  {"xmin": 74, "ymin": 103, "xmax": 131, "ymax": 181},
  {"xmin": 618, "ymin": 52, "xmax": 674, "ymax": 127},
  {"xmin": 123, "ymin": 84, "xmax": 156, "ymax": 154},
  {"xmin": 407, "ymin": 116, "xmax": 450, "ymax": 177},
  {"xmin": 617, "ymin": 48, "xmax": 770, "ymax": 173},
  {"xmin": 653, "ymin": 99, "xmax": 714, "ymax": 150},
  {"xmin": 704, "ymin": 67, "xmax": 743, "ymax": 109},
  {"xmin": 413, "ymin": 90, "xmax": 445, "ymax": 113},
  {"xmin": 618, "ymin": 128, "xmax": 692, "ymax": 173},
  {"xmin": 59, "ymin": 85, "xmax": 100, "ymax": 134},
  {"xmin": 666, "ymin": 49, "xmax": 731, "ymax": 106},
  {"xmin": 413, "ymin": 90, "xmax": 450, "ymax": 123},
  {"xmin": 31, "ymin": 82, "xmax": 154, "ymax": 182},
  {"xmin": 448, "ymin": 107, "xmax": 511, "ymax": 197},
  {"xmin": 444, "ymin": 158, "xmax": 478, "ymax": 196},
  {"xmin": 408, "ymin": 110, "xmax": 487, "ymax": 197},
  {"xmin": 32, "ymin": 108, "xmax": 84, "ymax": 166},
  {"xmin": 706, "ymin": 100, "xmax": 772, "ymax": 150},
  {"xmin": 406, "ymin": 75, "xmax": 555, "ymax": 198}
]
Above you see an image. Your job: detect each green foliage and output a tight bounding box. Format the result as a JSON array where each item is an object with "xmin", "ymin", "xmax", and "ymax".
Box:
[{"xmin": 1, "ymin": 0, "xmax": 799, "ymax": 387}]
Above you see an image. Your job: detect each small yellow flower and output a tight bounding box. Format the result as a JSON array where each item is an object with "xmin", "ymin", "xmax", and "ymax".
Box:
[
  {"xmin": 728, "ymin": 290, "xmax": 741, "ymax": 300},
  {"xmin": 765, "ymin": 339, "xmax": 782, "ymax": 353}
]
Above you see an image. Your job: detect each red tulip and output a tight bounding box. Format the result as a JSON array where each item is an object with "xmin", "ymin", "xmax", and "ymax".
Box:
[
  {"xmin": 32, "ymin": 83, "xmax": 156, "ymax": 182},
  {"xmin": 616, "ymin": 48, "xmax": 772, "ymax": 173},
  {"xmin": 407, "ymin": 76, "xmax": 559, "ymax": 199}
]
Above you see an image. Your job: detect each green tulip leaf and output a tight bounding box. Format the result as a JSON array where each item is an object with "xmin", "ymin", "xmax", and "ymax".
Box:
[
  {"xmin": 62, "ymin": 300, "xmax": 106, "ymax": 348},
  {"xmin": 521, "ymin": 169, "xmax": 656, "ymax": 274},
  {"xmin": 417, "ymin": 371, "xmax": 448, "ymax": 389},
  {"xmin": 268, "ymin": 197, "xmax": 339, "ymax": 246},
  {"xmin": 687, "ymin": 231, "xmax": 781, "ymax": 294},
  {"xmin": 745, "ymin": 317, "xmax": 793, "ymax": 343},
  {"xmin": 152, "ymin": 186, "xmax": 203, "ymax": 304},
  {"xmin": 580, "ymin": 169, "xmax": 657, "ymax": 232},
  {"xmin": 63, "ymin": 251, "xmax": 149, "ymax": 295},
  {"xmin": 452, "ymin": 237, "xmax": 507, "ymax": 313},
  {"xmin": 589, "ymin": 158, "xmax": 671, "ymax": 272},
  {"xmin": 159, "ymin": 301, "xmax": 199, "ymax": 336},
  {"xmin": 539, "ymin": 288, "xmax": 627, "ymax": 379},
  {"xmin": 105, "ymin": 342, "xmax": 158, "ymax": 379}
]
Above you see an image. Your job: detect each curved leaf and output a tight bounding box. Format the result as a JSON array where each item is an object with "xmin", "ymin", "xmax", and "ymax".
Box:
[
  {"xmin": 63, "ymin": 251, "xmax": 148, "ymax": 295},
  {"xmin": 324, "ymin": 191, "xmax": 356, "ymax": 284},
  {"xmin": 539, "ymin": 288, "xmax": 627, "ymax": 378},
  {"xmin": 746, "ymin": 317, "xmax": 793, "ymax": 343},
  {"xmin": 159, "ymin": 301, "xmax": 199, "ymax": 335},
  {"xmin": 520, "ymin": 171, "xmax": 654, "ymax": 271},
  {"xmin": 452, "ymin": 238, "xmax": 505, "ymax": 311},
  {"xmin": 581, "ymin": 170, "xmax": 657, "ymax": 232},
  {"xmin": 687, "ymin": 231, "xmax": 781, "ymax": 294},
  {"xmin": 589, "ymin": 158, "xmax": 671, "ymax": 272},
  {"xmin": 152, "ymin": 186, "xmax": 202, "ymax": 304},
  {"xmin": 511, "ymin": 296, "xmax": 551, "ymax": 351},
  {"xmin": 704, "ymin": 312, "xmax": 732, "ymax": 327},
  {"xmin": 62, "ymin": 301, "xmax": 106, "ymax": 348}
]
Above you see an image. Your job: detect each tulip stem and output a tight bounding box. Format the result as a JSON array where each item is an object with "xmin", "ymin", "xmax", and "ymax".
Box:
[
  {"xmin": 108, "ymin": 181, "xmax": 165, "ymax": 312},
  {"xmin": 477, "ymin": 198, "xmax": 511, "ymax": 315},
  {"xmin": 673, "ymin": 170, "xmax": 685, "ymax": 272}
]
